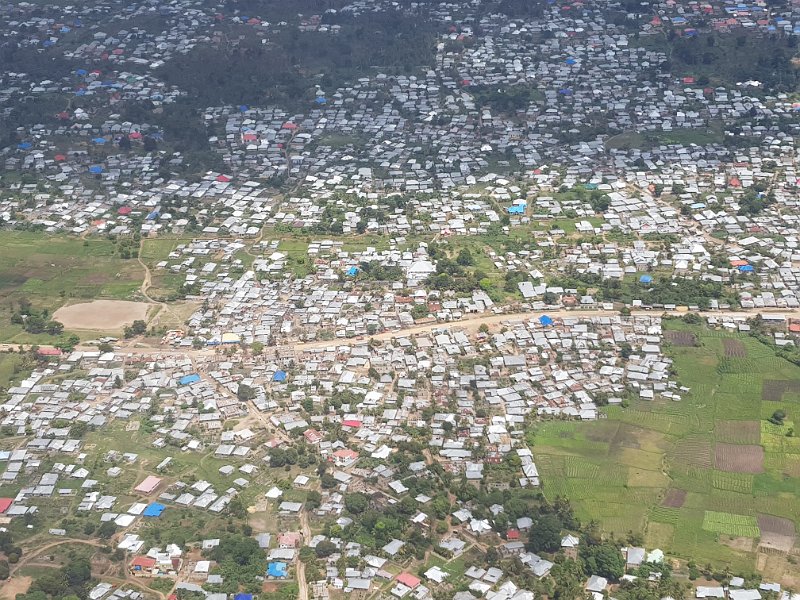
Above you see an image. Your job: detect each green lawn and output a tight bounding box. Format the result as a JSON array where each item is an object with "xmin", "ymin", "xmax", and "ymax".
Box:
[{"xmin": 533, "ymin": 322, "xmax": 800, "ymax": 573}]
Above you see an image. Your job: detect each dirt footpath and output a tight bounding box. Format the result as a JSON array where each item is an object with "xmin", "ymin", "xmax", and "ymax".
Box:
[{"xmin": 53, "ymin": 300, "xmax": 151, "ymax": 331}]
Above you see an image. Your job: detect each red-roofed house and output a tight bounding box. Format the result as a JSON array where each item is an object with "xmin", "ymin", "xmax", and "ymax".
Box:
[
  {"xmin": 37, "ymin": 347, "xmax": 62, "ymax": 358},
  {"xmin": 134, "ymin": 475, "xmax": 162, "ymax": 494},
  {"xmin": 506, "ymin": 528, "xmax": 520, "ymax": 540},
  {"xmin": 0, "ymin": 498, "xmax": 13, "ymax": 514},
  {"xmin": 396, "ymin": 573, "xmax": 421, "ymax": 589},
  {"xmin": 303, "ymin": 429, "xmax": 323, "ymax": 445},
  {"xmin": 342, "ymin": 419, "xmax": 362, "ymax": 428},
  {"xmin": 330, "ymin": 448, "xmax": 359, "ymax": 467},
  {"xmin": 130, "ymin": 556, "xmax": 157, "ymax": 576}
]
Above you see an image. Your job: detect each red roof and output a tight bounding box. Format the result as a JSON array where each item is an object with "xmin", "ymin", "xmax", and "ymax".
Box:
[
  {"xmin": 789, "ymin": 323, "xmax": 800, "ymax": 333},
  {"xmin": 282, "ymin": 122, "xmax": 298, "ymax": 130},
  {"xmin": 216, "ymin": 174, "xmax": 231, "ymax": 182},
  {"xmin": 37, "ymin": 347, "xmax": 62, "ymax": 357},
  {"xmin": 342, "ymin": 419, "xmax": 362, "ymax": 428},
  {"xmin": 131, "ymin": 556, "xmax": 156, "ymax": 569},
  {"xmin": 396, "ymin": 573, "xmax": 421, "ymax": 588},
  {"xmin": 118, "ymin": 206, "xmax": 132, "ymax": 215},
  {"xmin": 129, "ymin": 132, "xmax": 142, "ymax": 139},
  {"xmin": 0, "ymin": 498, "xmax": 12, "ymax": 514},
  {"xmin": 54, "ymin": 154, "xmax": 66, "ymax": 161},
  {"xmin": 506, "ymin": 528, "xmax": 520, "ymax": 540}
]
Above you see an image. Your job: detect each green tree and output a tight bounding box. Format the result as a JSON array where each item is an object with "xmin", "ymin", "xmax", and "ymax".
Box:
[
  {"xmin": 528, "ymin": 514, "xmax": 562, "ymax": 553},
  {"xmin": 582, "ymin": 543, "xmax": 625, "ymax": 580}
]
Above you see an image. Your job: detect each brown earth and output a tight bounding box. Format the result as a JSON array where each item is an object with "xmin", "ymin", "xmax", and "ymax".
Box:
[
  {"xmin": 715, "ymin": 420, "xmax": 761, "ymax": 445},
  {"xmin": 661, "ymin": 488, "xmax": 687, "ymax": 508},
  {"xmin": 53, "ymin": 300, "xmax": 151, "ymax": 331},
  {"xmin": 0, "ymin": 576, "xmax": 32, "ymax": 600},
  {"xmin": 715, "ymin": 443, "xmax": 765, "ymax": 473},
  {"xmin": 762, "ymin": 380, "xmax": 800, "ymax": 401},
  {"xmin": 723, "ymin": 339, "xmax": 747, "ymax": 357},
  {"xmin": 665, "ymin": 331, "xmax": 697, "ymax": 347}
]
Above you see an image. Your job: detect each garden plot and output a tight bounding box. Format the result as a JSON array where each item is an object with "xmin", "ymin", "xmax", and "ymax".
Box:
[
  {"xmin": 715, "ymin": 420, "xmax": 760, "ymax": 445},
  {"xmin": 715, "ymin": 443, "xmax": 764, "ymax": 474},
  {"xmin": 702, "ymin": 511, "xmax": 760, "ymax": 538},
  {"xmin": 723, "ymin": 339, "xmax": 747, "ymax": 357},
  {"xmin": 665, "ymin": 330, "xmax": 697, "ymax": 347}
]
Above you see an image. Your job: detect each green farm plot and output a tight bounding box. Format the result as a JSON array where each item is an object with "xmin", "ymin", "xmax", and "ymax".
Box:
[
  {"xmin": 702, "ymin": 511, "xmax": 760, "ymax": 538},
  {"xmin": 534, "ymin": 322, "xmax": 800, "ymax": 572}
]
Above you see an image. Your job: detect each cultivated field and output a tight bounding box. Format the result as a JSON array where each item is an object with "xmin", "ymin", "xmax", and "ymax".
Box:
[{"xmin": 533, "ymin": 323, "xmax": 800, "ymax": 576}]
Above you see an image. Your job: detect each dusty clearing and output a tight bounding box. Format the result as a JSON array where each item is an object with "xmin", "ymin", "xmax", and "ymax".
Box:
[
  {"xmin": 1, "ymin": 576, "xmax": 32, "ymax": 599},
  {"xmin": 661, "ymin": 488, "xmax": 687, "ymax": 508},
  {"xmin": 715, "ymin": 443, "xmax": 764, "ymax": 474},
  {"xmin": 723, "ymin": 339, "xmax": 747, "ymax": 357},
  {"xmin": 54, "ymin": 300, "xmax": 151, "ymax": 330},
  {"xmin": 716, "ymin": 420, "xmax": 761, "ymax": 445},
  {"xmin": 665, "ymin": 330, "xmax": 697, "ymax": 347}
]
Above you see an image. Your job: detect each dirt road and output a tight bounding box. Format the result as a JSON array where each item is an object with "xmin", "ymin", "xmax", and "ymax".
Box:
[
  {"xmin": 297, "ymin": 510, "xmax": 312, "ymax": 600},
  {"xmin": 87, "ymin": 306, "xmax": 795, "ymax": 359}
]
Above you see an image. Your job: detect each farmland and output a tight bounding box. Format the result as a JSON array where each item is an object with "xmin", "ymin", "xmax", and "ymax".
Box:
[{"xmin": 532, "ymin": 321, "xmax": 800, "ymax": 575}]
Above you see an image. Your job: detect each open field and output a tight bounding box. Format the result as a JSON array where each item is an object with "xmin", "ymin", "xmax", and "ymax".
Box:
[
  {"xmin": 0, "ymin": 231, "xmax": 145, "ymax": 341},
  {"xmin": 533, "ymin": 323, "xmax": 800, "ymax": 577},
  {"xmin": 54, "ymin": 299, "xmax": 152, "ymax": 331}
]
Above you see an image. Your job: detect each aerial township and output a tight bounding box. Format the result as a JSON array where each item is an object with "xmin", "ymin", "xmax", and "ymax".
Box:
[{"xmin": 2, "ymin": 0, "xmax": 800, "ymax": 600}]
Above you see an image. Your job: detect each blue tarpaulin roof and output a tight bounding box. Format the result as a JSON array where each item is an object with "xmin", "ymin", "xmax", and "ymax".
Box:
[
  {"xmin": 143, "ymin": 503, "xmax": 165, "ymax": 517},
  {"xmin": 17, "ymin": 142, "xmax": 32, "ymax": 150},
  {"xmin": 267, "ymin": 563, "xmax": 287, "ymax": 578},
  {"xmin": 539, "ymin": 315, "xmax": 554, "ymax": 326},
  {"xmin": 314, "ymin": 97, "xmax": 327, "ymax": 104},
  {"xmin": 346, "ymin": 266, "xmax": 359, "ymax": 276},
  {"xmin": 507, "ymin": 204, "xmax": 525, "ymax": 214},
  {"xmin": 235, "ymin": 594, "xmax": 254, "ymax": 600},
  {"xmin": 738, "ymin": 265, "xmax": 754, "ymax": 272},
  {"xmin": 179, "ymin": 374, "xmax": 200, "ymax": 385},
  {"xmin": 92, "ymin": 137, "xmax": 106, "ymax": 144},
  {"xmin": 89, "ymin": 165, "xmax": 103, "ymax": 174},
  {"xmin": 146, "ymin": 210, "xmax": 159, "ymax": 220},
  {"xmin": 639, "ymin": 275, "xmax": 653, "ymax": 284},
  {"xmin": 273, "ymin": 370, "xmax": 287, "ymax": 382}
]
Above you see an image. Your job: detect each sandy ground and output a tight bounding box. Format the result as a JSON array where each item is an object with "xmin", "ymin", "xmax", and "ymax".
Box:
[
  {"xmin": 1, "ymin": 575, "xmax": 32, "ymax": 599},
  {"xmin": 53, "ymin": 300, "xmax": 151, "ymax": 331}
]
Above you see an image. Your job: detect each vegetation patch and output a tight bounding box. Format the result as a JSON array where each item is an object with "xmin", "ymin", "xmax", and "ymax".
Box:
[
  {"xmin": 665, "ymin": 330, "xmax": 697, "ymax": 347},
  {"xmin": 702, "ymin": 511, "xmax": 760, "ymax": 538},
  {"xmin": 715, "ymin": 420, "xmax": 761, "ymax": 445}
]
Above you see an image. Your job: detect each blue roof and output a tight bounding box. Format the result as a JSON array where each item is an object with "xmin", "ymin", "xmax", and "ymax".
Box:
[
  {"xmin": 92, "ymin": 137, "xmax": 106, "ymax": 144},
  {"xmin": 314, "ymin": 97, "xmax": 327, "ymax": 104},
  {"xmin": 89, "ymin": 165, "xmax": 104, "ymax": 174},
  {"xmin": 239, "ymin": 105, "xmax": 249, "ymax": 112},
  {"xmin": 179, "ymin": 374, "xmax": 201, "ymax": 386},
  {"xmin": 273, "ymin": 370, "xmax": 287, "ymax": 382},
  {"xmin": 738, "ymin": 265, "xmax": 754, "ymax": 272},
  {"xmin": 639, "ymin": 275, "xmax": 653, "ymax": 284},
  {"xmin": 235, "ymin": 594, "xmax": 254, "ymax": 600},
  {"xmin": 346, "ymin": 266, "xmax": 359, "ymax": 276},
  {"xmin": 267, "ymin": 563, "xmax": 287, "ymax": 578},
  {"xmin": 17, "ymin": 142, "xmax": 32, "ymax": 150},
  {"xmin": 539, "ymin": 315, "xmax": 554, "ymax": 326},
  {"xmin": 76, "ymin": 68, "xmax": 88, "ymax": 76},
  {"xmin": 146, "ymin": 210, "xmax": 160, "ymax": 220},
  {"xmin": 143, "ymin": 503, "xmax": 165, "ymax": 517},
  {"xmin": 558, "ymin": 89, "xmax": 573, "ymax": 96},
  {"xmin": 565, "ymin": 58, "xmax": 577, "ymax": 65},
  {"xmin": 507, "ymin": 204, "xmax": 525, "ymax": 214}
]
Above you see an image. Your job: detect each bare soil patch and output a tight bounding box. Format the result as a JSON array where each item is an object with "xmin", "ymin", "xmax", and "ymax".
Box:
[
  {"xmin": 54, "ymin": 300, "xmax": 151, "ymax": 331},
  {"xmin": 665, "ymin": 330, "xmax": 697, "ymax": 347},
  {"xmin": 758, "ymin": 514, "xmax": 796, "ymax": 537},
  {"xmin": 715, "ymin": 420, "xmax": 761, "ymax": 445},
  {"xmin": 715, "ymin": 443, "xmax": 764, "ymax": 474},
  {"xmin": 661, "ymin": 488, "xmax": 687, "ymax": 508},
  {"xmin": 723, "ymin": 339, "xmax": 747, "ymax": 358},
  {"xmin": 758, "ymin": 533, "xmax": 795, "ymax": 553},
  {"xmin": 762, "ymin": 380, "xmax": 800, "ymax": 402},
  {"xmin": 1, "ymin": 576, "xmax": 32, "ymax": 600}
]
